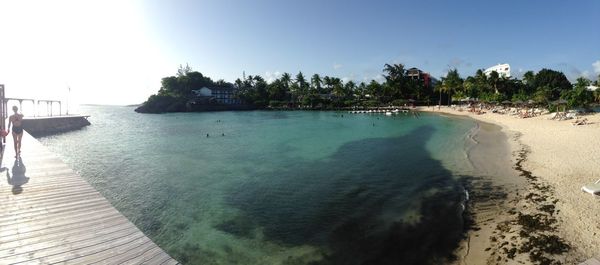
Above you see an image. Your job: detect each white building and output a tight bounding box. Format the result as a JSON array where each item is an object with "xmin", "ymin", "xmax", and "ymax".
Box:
[
  {"xmin": 193, "ymin": 87, "xmax": 213, "ymax": 97},
  {"xmin": 192, "ymin": 86, "xmax": 241, "ymax": 105},
  {"xmin": 483, "ymin": 63, "xmax": 511, "ymax": 78}
]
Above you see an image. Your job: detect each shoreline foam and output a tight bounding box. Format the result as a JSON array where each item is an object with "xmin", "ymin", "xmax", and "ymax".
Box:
[{"xmin": 419, "ymin": 106, "xmax": 600, "ymax": 264}]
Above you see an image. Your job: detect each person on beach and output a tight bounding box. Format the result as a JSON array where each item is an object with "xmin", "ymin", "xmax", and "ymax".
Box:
[{"xmin": 8, "ymin": 106, "xmax": 24, "ymax": 157}]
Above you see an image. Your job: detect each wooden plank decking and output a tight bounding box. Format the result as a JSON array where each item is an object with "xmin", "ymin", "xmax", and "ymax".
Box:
[{"xmin": 0, "ymin": 131, "xmax": 179, "ymax": 264}]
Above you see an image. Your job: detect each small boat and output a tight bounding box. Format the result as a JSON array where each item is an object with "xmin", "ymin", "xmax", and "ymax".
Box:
[{"xmin": 385, "ymin": 111, "xmax": 392, "ymax": 116}]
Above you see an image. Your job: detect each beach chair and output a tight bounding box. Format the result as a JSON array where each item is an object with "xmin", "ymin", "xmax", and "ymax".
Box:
[
  {"xmin": 564, "ymin": 112, "xmax": 577, "ymax": 120},
  {"xmin": 582, "ymin": 179, "xmax": 600, "ymax": 195},
  {"xmin": 572, "ymin": 118, "xmax": 589, "ymax": 126}
]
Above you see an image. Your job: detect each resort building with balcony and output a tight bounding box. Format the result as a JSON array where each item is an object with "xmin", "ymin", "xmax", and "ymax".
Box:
[
  {"xmin": 192, "ymin": 87, "xmax": 241, "ymax": 105},
  {"xmin": 407, "ymin": 67, "xmax": 438, "ymax": 88},
  {"xmin": 484, "ymin": 63, "xmax": 511, "ymax": 78}
]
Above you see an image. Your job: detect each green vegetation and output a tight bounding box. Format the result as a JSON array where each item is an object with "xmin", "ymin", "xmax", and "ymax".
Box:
[
  {"xmin": 233, "ymin": 63, "xmax": 439, "ymax": 109},
  {"xmin": 441, "ymin": 68, "xmax": 600, "ymax": 110},
  {"xmin": 135, "ymin": 64, "xmax": 233, "ymax": 113},
  {"xmin": 136, "ymin": 64, "xmax": 600, "ymax": 113}
]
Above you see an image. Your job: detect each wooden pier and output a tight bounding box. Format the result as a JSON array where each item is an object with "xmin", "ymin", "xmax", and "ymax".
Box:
[{"xmin": 0, "ymin": 131, "xmax": 179, "ymax": 264}]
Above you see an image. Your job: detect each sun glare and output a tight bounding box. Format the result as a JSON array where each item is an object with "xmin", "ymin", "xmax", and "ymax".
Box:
[{"xmin": 0, "ymin": 0, "xmax": 170, "ymax": 106}]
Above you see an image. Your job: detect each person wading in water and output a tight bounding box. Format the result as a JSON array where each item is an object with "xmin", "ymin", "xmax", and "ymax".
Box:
[{"xmin": 8, "ymin": 106, "xmax": 24, "ymax": 158}]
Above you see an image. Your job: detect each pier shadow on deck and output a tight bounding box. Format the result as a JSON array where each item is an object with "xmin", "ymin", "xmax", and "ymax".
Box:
[{"xmin": 0, "ymin": 132, "xmax": 179, "ymax": 264}]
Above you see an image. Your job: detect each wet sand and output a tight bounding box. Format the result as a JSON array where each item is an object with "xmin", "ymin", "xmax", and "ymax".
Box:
[{"xmin": 420, "ymin": 106, "xmax": 599, "ymax": 264}]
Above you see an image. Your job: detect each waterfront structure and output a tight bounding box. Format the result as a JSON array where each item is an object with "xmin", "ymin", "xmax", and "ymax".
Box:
[
  {"xmin": 192, "ymin": 86, "xmax": 241, "ymax": 105},
  {"xmin": 407, "ymin": 67, "xmax": 438, "ymax": 88},
  {"xmin": 0, "ymin": 132, "xmax": 179, "ymax": 264},
  {"xmin": 484, "ymin": 63, "xmax": 511, "ymax": 78}
]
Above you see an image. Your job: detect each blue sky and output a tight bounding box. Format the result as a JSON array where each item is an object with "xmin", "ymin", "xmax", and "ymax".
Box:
[
  {"xmin": 1, "ymin": 0, "xmax": 599, "ymax": 104},
  {"xmin": 143, "ymin": 0, "xmax": 600, "ymax": 82}
]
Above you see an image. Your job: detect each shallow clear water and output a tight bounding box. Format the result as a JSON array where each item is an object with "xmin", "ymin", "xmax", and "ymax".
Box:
[{"xmin": 39, "ymin": 106, "xmax": 478, "ymax": 265}]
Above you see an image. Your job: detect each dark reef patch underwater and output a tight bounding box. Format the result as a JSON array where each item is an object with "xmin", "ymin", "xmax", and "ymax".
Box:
[
  {"xmin": 39, "ymin": 107, "xmax": 480, "ymax": 265},
  {"xmin": 180, "ymin": 126, "xmax": 470, "ymax": 265}
]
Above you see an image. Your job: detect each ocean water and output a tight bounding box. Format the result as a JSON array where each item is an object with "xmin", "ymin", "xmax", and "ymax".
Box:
[{"xmin": 39, "ymin": 105, "xmax": 479, "ymax": 265}]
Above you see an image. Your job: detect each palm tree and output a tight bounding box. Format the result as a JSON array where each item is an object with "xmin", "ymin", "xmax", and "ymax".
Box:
[
  {"xmin": 295, "ymin": 72, "xmax": 307, "ymax": 88},
  {"xmin": 281, "ymin": 73, "xmax": 292, "ymax": 89},
  {"xmin": 488, "ymin": 71, "xmax": 500, "ymax": 94},
  {"xmin": 331, "ymin": 77, "xmax": 345, "ymax": 98},
  {"xmin": 383, "ymin": 63, "xmax": 407, "ymax": 99},
  {"xmin": 383, "ymin": 63, "xmax": 406, "ymax": 82},
  {"xmin": 243, "ymin": 75, "xmax": 255, "ymax": 88},
  {"xmin": 367, "ymin": 80, "xmax": 382, "ymax": 100},
  {"xmin": 357, "ymin": 82, "xmax": 367, "ymax": 99},
  {"xmin": 234, "ymin": 78, "xmax": 243, "ymax": 89},
  {"xmin": 345, "ymin": 81, "xmax": 356, "ymax": 99},
  {"xmin": 474, "ymin": 69, "xmax": 489, "ymax": 93},
  {"xmin": 463, "ymin": 76, "xmax": 477, "ymax": 98},
  {"xmin": 294, "ymin": 72, "xmax": 308, "ymax": 102},
  {"xmin": 323, "ymin": 76, "xmax": 333, "ymax": 94},
  {"xmin": 311, "ymin": 74, "xmax": 322, "ymax": 92},
  {"xmin": 523, "ymin": 71, "xmax": 535, "ymax": 86},
  {"xmin": 442, "ymin": 68, "xmax": 463, "ymax": 106},
  {"xmin": 434, "ymin": 78, "xmax": 446, "ymax": 108}
]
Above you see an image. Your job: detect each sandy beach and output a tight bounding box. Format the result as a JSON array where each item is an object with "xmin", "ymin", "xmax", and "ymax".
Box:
[{"xmin": 418, "ymin": 106, "xmax": 600, "ymax": 264}]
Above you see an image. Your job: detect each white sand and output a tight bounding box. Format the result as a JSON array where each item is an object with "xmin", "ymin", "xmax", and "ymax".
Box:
[{"xmin": 417, "ymin": 106, "xmax": 600, "ymax": 263}]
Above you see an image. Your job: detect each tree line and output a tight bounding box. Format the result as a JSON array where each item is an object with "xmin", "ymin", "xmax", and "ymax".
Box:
[
  {"xmin": 437, "ymin": 68, "xmax": 600, "ymax": 109},
  {"xmin": 136, "ymin": 63, "xmax": 600, "ymax": 113},
  {"xmin": 234, "ymin": 63, "xmax": 437, "ymax": 108}
]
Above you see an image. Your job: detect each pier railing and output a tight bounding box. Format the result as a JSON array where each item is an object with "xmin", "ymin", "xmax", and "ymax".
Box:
[
  {"xmin": 2, "ymin": 97, "xmax": 66, "ymax": 117},
  {"xmin": 1, "ymin": 85, "xmax": 5, "ymax": 141},
  {"xmin": 1, "ymin": 84, "xmax": 69, "ymax": 144}
]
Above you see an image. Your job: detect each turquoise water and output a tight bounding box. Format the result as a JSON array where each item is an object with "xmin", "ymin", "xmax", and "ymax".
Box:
[{"xmin": 39, "ymin": 106, "xmax": 478, "ymax": 265}]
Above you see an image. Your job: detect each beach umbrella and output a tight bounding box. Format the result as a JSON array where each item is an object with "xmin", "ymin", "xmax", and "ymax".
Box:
[
  {"xmin": 513, "ymin": 100, "xmax": 524, "ymax": 105},
  {"xmin": 553, "ymin": 99, "xmax": 568, "ymax": 113},
  {"xmin": 527, "ymin": 99, "xmax": 535, "ymax": 105},
  {"xmin": 501, "ymin": 100, "xmax": 512, "ymax": 104}
]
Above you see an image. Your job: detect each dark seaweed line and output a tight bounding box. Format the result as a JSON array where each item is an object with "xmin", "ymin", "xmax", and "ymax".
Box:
[{"xmin": 494, "ymin": 135, "xmax": 571, "ymax": 265}]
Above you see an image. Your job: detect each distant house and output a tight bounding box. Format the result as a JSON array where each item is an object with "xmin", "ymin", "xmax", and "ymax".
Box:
[
  {"xmin": 407, "ymin": 67, "xmax": 438, "ymax": 88},
  {"xmin": 484, "ymin": 63, "xmax": 511, "ymax": 78},
  {"xmin": 586, "ymin": 85, "xmax": 598, "ymax": 91},
  {"xmin": 319, "ymin": 93, "xmax": 334, "ymax": 100},
  {"xmin": 192, "ymin": 87, "xmax": 241, "ymax": 105}
]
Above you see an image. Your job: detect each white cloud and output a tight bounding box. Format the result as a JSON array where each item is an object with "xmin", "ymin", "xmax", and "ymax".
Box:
[
  {"xmin": 360, "ymin": 74, "xmax": 384, "ymax": 83},
  {"xmin": 264, "ymin": 71, "xmax": 281, "ymax": 83},
  {"xmin": 370, "ymin": 74, "xmax": 385, "ymax": 83},
  {"xmin": 333, "ymin": 63, "xmax": 343, "ymax": 70},
  {"xmin": 581, "ymin": 70, "xmax": 590, "ymax": 78},
  {"xmin": 593, "ymin": 60, "xmax": 600, "ymax": 74}
]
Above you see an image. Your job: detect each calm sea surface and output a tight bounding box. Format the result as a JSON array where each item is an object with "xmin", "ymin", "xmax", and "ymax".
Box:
[{"xmin": 39, "ymin": 105, "xmax": 479, "ymax": 265}]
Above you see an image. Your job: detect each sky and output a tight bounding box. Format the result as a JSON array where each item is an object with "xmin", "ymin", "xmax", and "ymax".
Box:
[{"xmin": 0, "ymin": 0, "xmax": 599, "ymax": 105}]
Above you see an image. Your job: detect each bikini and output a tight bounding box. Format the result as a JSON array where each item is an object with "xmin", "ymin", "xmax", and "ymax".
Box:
[
  {"xmin": 13, "ymin": 125, "xmax": 23, "ymax": 134},
  {"xmin": 12, "ymin": 116, "xmax": 24, "ymax": 134}
]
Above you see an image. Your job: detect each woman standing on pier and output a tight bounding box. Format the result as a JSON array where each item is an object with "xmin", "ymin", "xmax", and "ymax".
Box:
[{"xmin": 8, "ymin": 106, "xmax": 24, "ymax": 157}]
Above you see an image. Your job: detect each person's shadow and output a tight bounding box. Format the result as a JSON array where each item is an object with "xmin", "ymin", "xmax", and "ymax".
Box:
[{"xmin": 4, "ymin": 157, "xmax": 29, "ymax": 194}]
